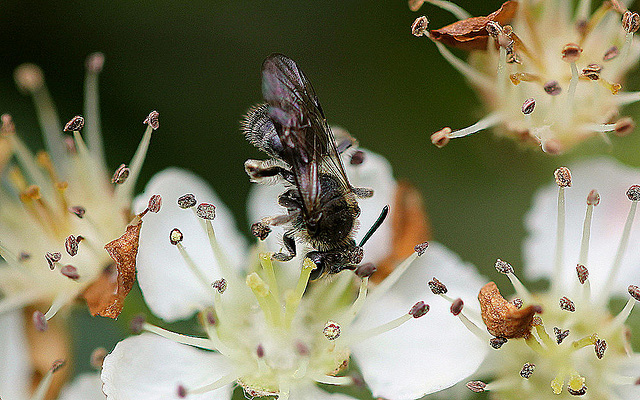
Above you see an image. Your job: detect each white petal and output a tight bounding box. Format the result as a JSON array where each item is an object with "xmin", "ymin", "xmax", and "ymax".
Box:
[
  {"xmin": 246, "ymin": 148, "xmax": 395, "ymax": 265},
  {"xmin": 101, "ymin": 333, "xmax": 234, "ymax": 400},
  {"xmin": 58, "ymin": 373, "xmax": 106, "ymax": 400},
  {"xmin": 288, "ymin": 384, "xmax": 355, "ymax": 400},
  {"xmin": 351, "ymin": 242, "xmax": 488, "ymax": 400},
  {"xmin": 614, "ymin": 354, "xmax": 640, "ymax": 399},
  {"xmin": 0, "ymin": 309, "xmax": 30, "ymax": 400},
  {"xmin": 133, "ymin": 168, "xmax": 248, "ymax": 321},
  {"xmin": 524, "ymin": 157, "xmax": 640, "ymax": 297}
]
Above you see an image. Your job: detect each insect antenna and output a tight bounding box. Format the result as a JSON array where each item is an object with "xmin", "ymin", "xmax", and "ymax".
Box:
[{"xmin": 358, "ymin": 205, "xmax": 390, "ymax": 247}]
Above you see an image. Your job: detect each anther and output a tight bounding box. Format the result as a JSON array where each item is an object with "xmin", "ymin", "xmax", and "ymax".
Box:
[
  {"xmin": 622, "ymin": 11, "xmax": 640, "ymax": 33},
  {"xmin": 111, "ymin": 164, "xmax": 130, "ymax": 184},
  {"xmin": 562, "ymin": 43, "xmax": 583, "ymax": 63},
  {"xmin": 428, "ymin": 277, "xmax": 448, "ymax": 295},
  {"xmin": 177, "ymin": 193, "xmax": 197, "ymax": 209},
  {"xmin": 511, "ymin": 298, "xmax": 523, "ymax": 309},
  {"xmin": 554, "ymin": 327, "xmax": 570, "ymax": 344},
  {"xmin": 148, "ymin": 194, "xmax": 162, "ymax": 213},
  {"xmin": 594, "ymin": 338, "xmax": 607, "ymax": 359},
  {"xmin": 414, "ymin": 242, "xmax": 429, "ymax": 256},
  {"xmin": 323, "ymin": 321, "xmax": 341, "ymax": 340},
  {"xmin": 177, "ymin": 385, "xmax": 187, "ymax": 398},
  {"xmin": 568, "ymin": 386, "xmax": 587, "ymax": 396},
  {"xmin": 559, "ymin": 296, "xmax": 576, "ymax": 312},
  {"xmin": 490, "ymin": 336, "xmax": 508, "ymax": 349},
  {"xmin": 144, "ymin": 110, "xmax": 160, "ymax": 130},
  {"xmin": 86, "ymin": 52, "xmax": 105, "ymax": 73},
  {"xmin": 409, "ymin": 301, "xmax": 429, "ymax": 318},
  {"xmin": 466, "ymin": 381, "xmax": 487, "ymax": 393},
  {"xmin": 51, "ymin": 359, "xmax": 66, "ymax": 373},
  {"xmin": 544, "ymin": 80, "xmax": 562, "ymax": 96},
  {"xmin": 587, "ymin": 190, "xmax": 600, "ymax": 206},
  {"xmin": 626, "ymin": 185, "xmax": 640, "ymax": 201},
  {"xmin": 1, "ymin": 114, "xmax": 15, "ymax": 135},
  {"xmin": 45, "ymin": 252, "xmax": 62, "ymax": 270},
  {"xmin": 206, "ymin": 311, "xmax": 217, "ymax": 326},
  {"xmin": 212, "ymin": 278, "xmax": 227, "ymax": 294},
  {"xmin": 495, "ymin": 259, "xmax": 514, "ymax": 274},
  {"xmin": 554, "ymin": 167, "xmax": 572, "ymax": 187},
  {"xmin": 350, "ymin": 150, "xmax": 365, "ymax": 165},
  {"xmin": 60, "ymin": 265, "xmax": 80, "ymax": 280},
  {"xmin": 581, "ymin": 64, "xmax": 602, "ymax": 81},
  {"xmin": 19, "ymin": 252, "xmax": 31, "ymax": 261},
  {"xmin": 355, "ymin": 263, "xmax": 377, "ymax": 278},
  {"xmin": 604, "ymin": 46, "xmax": 620, "ymax": 61},
  {"xmin": 196, "ymin": 203, "xmax": 216, "ymax": 220},
  {"xmin": 130, "ymin": 314, "xmax": 146, "ymax": 334},
  {"xmin": 296, "ymin": 342, "xmax": 310, "ymax": 356},
  {"xmin": 256, "ymin": 344, "xmax": 265, "ymax": 358},
  {"xmin": 520, "ymin": 363, "xmax": 535, "ymax": 379},
  {"xmin": 14, "ymin": 63, "xmax": 44, "ymax": 93},
  {"xmin": 90, "ymin": 347, "xmax": 107, "ymax": 369},
  {"xmin": 69, "ymin": 206, "xmax": 86, "ymax": 218},
  {"xmin": 251, "ymin": 222, "xmax": 271, "ymax": 241},
  {"xmin": 614, "ymin": 117, "xmax": 635, "ymax": 137},
  {"xmin": 576, "ymin": 264, "xmax": 589, "ymax": 284},
  {"xmin": 450, "ymin": 298, "xmax": 464, "ymax": 316},
  {"xmin": 65, "ymin": 235, "xmax": 79, "ymax": 256},
  {"xmin": 33, "ymin": 310, "xmax": 48, "ymax": 332},
  {"xmin": 629, "ymin": 285, "xmax": 640, "ymax": 301},
  {"xmin": 64, "ymin": 115, "xmax": 84, "ymax": 132},
  {"xmin": 412, "ymin": 16, "xmax": 429, "ymax": 37},
  {"xmin": 431, "ymin": 127, "xmax": 451, "ymax": 148},
  {"xmin": 169, "ymin": 228, "xmax": 183, "ymax": 245},
  {"xmin": 521, "ymin": 98, "xmax": 535, "ymax": 115}
]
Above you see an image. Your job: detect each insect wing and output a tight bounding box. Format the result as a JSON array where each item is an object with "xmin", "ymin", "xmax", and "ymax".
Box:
[{"xmin": 261, "ymin": 54, "xmax": 352, "ymax": 219}]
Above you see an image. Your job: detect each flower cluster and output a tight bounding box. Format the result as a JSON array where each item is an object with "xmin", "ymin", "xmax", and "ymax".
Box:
[
  {"xmin": 430, "ymin": 161, "xmax": 640, "ymax": 399},
  {"xmin": 412, "ymin": 0, "xmax": 640, "ymax": 153}
]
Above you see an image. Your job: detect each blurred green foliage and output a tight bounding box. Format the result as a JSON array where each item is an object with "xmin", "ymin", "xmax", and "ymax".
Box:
[{"xmin": 1, "ymin": 1, "xmax": 640, "ymax": 398}]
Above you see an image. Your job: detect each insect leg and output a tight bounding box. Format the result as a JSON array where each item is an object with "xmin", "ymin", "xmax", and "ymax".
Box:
[{"xmin": 273, "ymin": 232, "xmax": 297, "ymax": 262}]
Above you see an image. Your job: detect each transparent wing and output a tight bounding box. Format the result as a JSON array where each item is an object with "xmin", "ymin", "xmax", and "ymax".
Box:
[{"xmin": 261, "ymin": 53, "xmax": 352, "ymax": 220}]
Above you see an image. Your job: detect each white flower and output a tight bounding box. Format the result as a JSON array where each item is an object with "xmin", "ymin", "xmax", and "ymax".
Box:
[
  {"xmin": 101, "ymin": 148, "xmax": 487, "ymax": 400},
  {"xmin": 433, "ymin": 161, "xmax": 640, "ymax": 399},
  {"xmin": 0, "ymin": 53, "xmax": 158, "ymax": 325},
  {"xmin": 0, "ymin": 310, "xmax": 106, "ymax": 400},
  {"xmin": 412, "ymin": 0, "xmax": 640, "ymax": 153}
]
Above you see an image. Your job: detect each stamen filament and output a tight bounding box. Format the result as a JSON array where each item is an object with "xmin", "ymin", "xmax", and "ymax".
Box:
[
  {"xmin": 143, "ymin": 322, "xmax": 217, "ymax": 350},
  {"xmin": 176, "ymin": 243, "xmax": 216, "ymax": 294},
  {"xmin": 247, "ymin": 272, "xmax": 280, "ymax": 326},
  {"xmin": 535, "ymin": 324, "xmax": 555, "ymax": 348},
  {"xmin": 0, "ymin": 292, "xmax": 38, "ymax": 316},
  {"xmin": 579, "ymin": 203, "xmax": 594, "ymax": 266},
  {"xmin": 83, "ymin": 59, "xmax": 106, "ymax": 172},
  {"xmin": 346, "ymin": 277, "xmax": 369, "ymax": 323},
  {"xmin": 342, "ymin": 314, "xmax": 412, "ymax": 346},
  {"xmin": 432, "ymin": 41, "xmax": 494, "ymax": 90},
  {"xmin": 314, "ymin": 375, "xmax": 354, "ymax": 386},
  {"xmin": 615, "ymin": 91, "xmax": 640, "ymax": 105},
  {"xmin": 44, "ymin": 293, "xmax": 73, "ymax": 320},
  {"xmin": 29, "ymin": 83, "xmax": 68, "ymax": 177},
  {"xmin": 525, "ymin": 335, "xmax": 545, "ymax": 354},
  {"xmin": 366, "ymin": 253, "xmax": 417, "ymax": 306},
  {"xmin": 8, "ymin": 135, "xmax": 52, "ymax": 194},
  {"xmin": 447, "ymin": 113, "xmax": 502, "ymax": 139},
  {"xmin": 553, "ymin": 186, "xmax": 566, "ymax": 294},
  {"xmin": 506, "ymin": 272, "xmax": 532, "ymax": 303},
  {"xmin": 30, "ymin": 367, "xmax": 56, "ymax": 400},
  {"xmin": 284, "ymin": 259, "xmax": 314, "ymax": 328},
  {"xmin": 567, "ymin": 62, "xmax": 579, "ymax": 117},
  {"xmin": 457, "ymin": 312, "xmax": 491, "ymax": 341},
  {"xmin": 576, "ymin": 0, "xmax": 592, "ymax": 21},
  {"xmin": 571, "ymin": 333, "xmax": 598, "ymax": 349},
  {"xmin": 116, "ymin": 125, "xmax": 153, "ymax": 201},
  {"xmin": 600, "ymin": 201, "xmax": 638, "ymax": 301},
  {"xmin": 205, "ymin": 220, "xmax": 233, "ymax": 278},
  {"xmin": 607, "ymin": 297, "xmax": 635, "ymax": 332},
  {"xmin": 187, "ymin": 373, "xmax": 237, "ymax": 395},
  {"xmin": 426, "ymin": 0, "xmax": 471, "ymax": 19}
]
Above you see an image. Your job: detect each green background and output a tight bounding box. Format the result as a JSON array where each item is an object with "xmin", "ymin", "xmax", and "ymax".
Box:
[{"xmin": 1, "ymin": 1, "xmax": 639, "ymax": 398}]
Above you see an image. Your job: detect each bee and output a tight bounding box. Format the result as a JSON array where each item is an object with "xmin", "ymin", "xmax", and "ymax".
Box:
[{"xmin": 243, "ymin": 53, "xmax": 388, "ymax": 280}]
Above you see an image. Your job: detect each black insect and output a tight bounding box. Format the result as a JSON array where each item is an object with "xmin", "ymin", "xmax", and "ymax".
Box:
[{"xmin": 242, "ymin": 53, "xmax": 388, "ymax": 280}]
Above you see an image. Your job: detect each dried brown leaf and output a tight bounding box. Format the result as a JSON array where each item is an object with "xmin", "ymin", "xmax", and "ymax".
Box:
[
  {"xmin": 478, "ymin": 281, "xmax": 540, "ymax": 339},
  {"xmin": 83, "ymin": 220, "xmax": 141, "ymax": 318},
  {"xmin": 430, "ymin": 1, "xmax": 518, "ymax": 51}
]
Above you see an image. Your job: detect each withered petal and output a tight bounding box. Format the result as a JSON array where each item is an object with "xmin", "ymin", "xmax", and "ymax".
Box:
[
  {"xmin": 478, "ymin": 281, "xmax": 540, "ymax": 339},
  {"xmin": 374, "ymin": 181, "xmax": 431, "ymax": 283},
  {"xmin": 83, "ymin": 220, "xmax": 141, "ymax": 318},
  {"xmin": 430, "ymin": 1, "xmax": 518, "ymax": 51}
]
